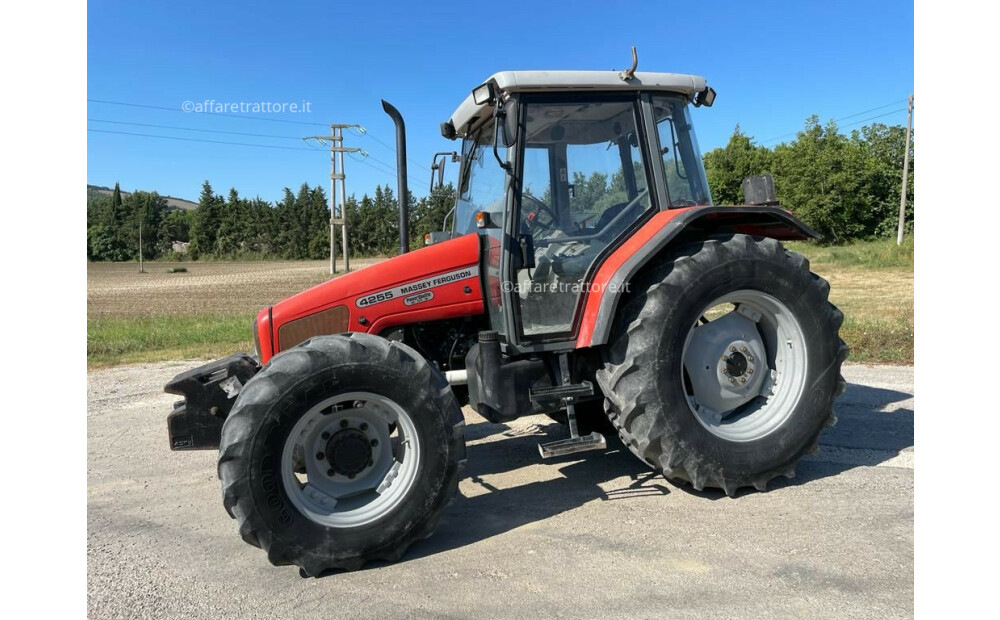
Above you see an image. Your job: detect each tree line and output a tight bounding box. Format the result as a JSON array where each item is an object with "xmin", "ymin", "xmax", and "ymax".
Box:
[
  {"xmin": 86, "ymin": 115, "xmax": 913, "ymax": 261},
  {"xmin": 703, "ymin": 117, "xmax": 913, "ymax": 242},
  {"xmin": 87, "ymin": 180, "xmax": 454, "ymax": 261}
]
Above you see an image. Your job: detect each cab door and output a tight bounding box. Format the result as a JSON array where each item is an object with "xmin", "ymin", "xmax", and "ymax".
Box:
[{"xmin": 510, "ymin": 93, "xmax": 656, "ymax": 345}]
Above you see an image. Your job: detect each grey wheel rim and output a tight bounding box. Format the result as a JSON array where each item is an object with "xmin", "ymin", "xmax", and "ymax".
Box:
[
  {"xmin": 681, "ymin": 290, "xmax": 808, "ymax": 442},
  {"xmin": 280, "ymin": 391, "xmax": 421, "ymax": 528}
]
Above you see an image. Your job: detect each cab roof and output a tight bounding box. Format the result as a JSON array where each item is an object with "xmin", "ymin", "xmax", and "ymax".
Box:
[{"xmin": 447, "ymin": 70, "xmax": 708, "ymax": 138}]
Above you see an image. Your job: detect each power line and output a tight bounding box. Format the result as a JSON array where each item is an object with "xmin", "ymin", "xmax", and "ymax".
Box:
[
  {"xmin": 88, "ymin": 126, "xmax": 416, "ymax": 188},
  {"xmin": 348, "ymin": 152, "xmax": 424, "ymax": 189},
  {"xmin": 88, "ymin": 128, "xmax": 329, "ymax": 152},
  {"xmin": 88, "ymin": 118, "xmax": 302, "ymax": 140},
  {"xmin": 760, "ymin": 98, "xmax": 911, "ymax": 144},
  {"xmin": 87, "ymin": 98, "xmax": 328, "ymax": 127},
  {"xmin": 350, "ymin": 125, "xmax": 430, "ymax": 172},
  {"xmin": 838, "ymin": 108, "xmax": 908, "ymax": 131},
  {"xmin": 89, "ymin": 97, "xmax": 432, "ymax": 171}
]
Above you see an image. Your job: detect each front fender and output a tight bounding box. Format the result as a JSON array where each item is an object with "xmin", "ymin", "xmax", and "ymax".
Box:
[{"xmin": 576, "ymin": 205, "xmax": 818, "ymax": 348}]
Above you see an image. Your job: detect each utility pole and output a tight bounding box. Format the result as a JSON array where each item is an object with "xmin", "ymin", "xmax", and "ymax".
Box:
[
  {"xmin": 305, "ymin": 125, "xmax": 361, "ymax": 274},
  {"xmin": 138, "ymin": 200, "xmax": 145, "ymax": 273},
  {"xmin": 896, "ymin": 94, "xmax": 914, "ymax": 245},
  {"xmin": 336, "ymin": 127, "xmax": 350, "ymax": 271},
  {"xmin": 138, "ymin": 220, "xmax": 143, "ymax": 273}
]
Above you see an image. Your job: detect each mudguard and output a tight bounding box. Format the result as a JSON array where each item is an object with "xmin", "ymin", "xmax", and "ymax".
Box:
[{"xmin": 576, "ymin": 205, "xmax": 818, "ymax": 348}]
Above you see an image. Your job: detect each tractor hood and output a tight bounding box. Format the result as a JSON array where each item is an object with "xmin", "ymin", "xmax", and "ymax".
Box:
[{"xmin": 263, "ymin": 233, "xmax": 483, "ymax": 362}]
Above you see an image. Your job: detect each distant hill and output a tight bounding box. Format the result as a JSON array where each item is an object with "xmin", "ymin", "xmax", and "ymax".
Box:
[{"xmin": 87, "ymin": 184, "xmax": 198, "ymax": 211}]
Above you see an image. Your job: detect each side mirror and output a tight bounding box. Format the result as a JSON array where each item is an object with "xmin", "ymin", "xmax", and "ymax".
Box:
[
  {"xmin": 498, "ymin": 100, "xmax": 518, "ymax": 148},
  {"xmin": 695, "ymin": 87, "xmax": 717, "ymax": 108}
]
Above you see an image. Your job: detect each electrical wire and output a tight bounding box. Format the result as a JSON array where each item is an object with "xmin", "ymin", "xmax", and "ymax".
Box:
[
  {"xmin": 88, "ymin": 118, "xmax": 302, "ymax": 140},
  {"xmin": 87, "ymin": 98, "xmax": 329, "ymax": 127},
  {"xmin": 88, "ymin": 128, "xmax": 326, "ymax": 152},
  {"xmin": 760, "ymin": 98, "xmax": 910, "ymax": 144}
]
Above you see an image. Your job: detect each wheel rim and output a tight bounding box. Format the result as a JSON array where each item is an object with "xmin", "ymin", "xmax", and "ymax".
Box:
[
  {"xmin": 680, "ymin": 290, "xmax": 808, "ymax": 442},
  {"xmin": 280, "ymin": 391, "xmax": 421, "ymax": 528}
]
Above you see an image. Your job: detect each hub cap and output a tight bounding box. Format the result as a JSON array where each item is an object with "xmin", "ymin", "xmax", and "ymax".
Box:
[
  {"xmin": 681, "ymin": 290, "xmax": 808, "ymax": 442},
  {"xmin": 281, "ymin": 392, "xmax": 421, "ymax": 528}
]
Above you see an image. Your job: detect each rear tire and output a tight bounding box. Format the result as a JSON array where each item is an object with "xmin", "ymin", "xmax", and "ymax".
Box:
[
  {"xmin": 218, "ymin": 333, "xmax": 466, "ymax": 575},
  {"xmin": 596, "ymin": 235, "xmax": 847, "ymax": 496}
]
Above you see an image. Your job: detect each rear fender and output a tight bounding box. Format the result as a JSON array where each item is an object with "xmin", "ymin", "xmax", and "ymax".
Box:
[{"xmin": 577, "ymin": 206, "xmax": 818, "ymax": 348}]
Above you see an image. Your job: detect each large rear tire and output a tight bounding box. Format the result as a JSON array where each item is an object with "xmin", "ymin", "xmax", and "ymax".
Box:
[
  {"xmin": 218, "ymin": 332, "xmax": 466, "ymax": 575},
  {"xmin": 596, "ymin": 235, "xmax": 847, "ymax": 496}
]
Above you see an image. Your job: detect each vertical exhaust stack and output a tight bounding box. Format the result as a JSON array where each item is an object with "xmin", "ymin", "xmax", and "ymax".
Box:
[{"xmin": 381, "ymin": 100, "xmax": 409, "ymax": 254}]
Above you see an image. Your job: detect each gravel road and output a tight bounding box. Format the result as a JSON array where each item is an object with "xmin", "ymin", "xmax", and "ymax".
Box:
[{"xmin": 87, "ymin": 362, "xmax": 913, "ymax": 619}]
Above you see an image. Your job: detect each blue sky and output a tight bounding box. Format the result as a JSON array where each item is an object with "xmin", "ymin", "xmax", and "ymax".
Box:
[{"xmin": 87, "ymin": 0, "xmax": 913, "ymax": 203}]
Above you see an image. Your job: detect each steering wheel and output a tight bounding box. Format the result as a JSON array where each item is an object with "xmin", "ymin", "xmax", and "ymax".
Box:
[{"xmin": 522, "ymin": 193, "xmax": 559, "ymax": 233}]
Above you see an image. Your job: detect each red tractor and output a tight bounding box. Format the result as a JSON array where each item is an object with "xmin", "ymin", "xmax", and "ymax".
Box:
[{"xmin": 165, "ymin": 63, "xmax": 846, "ymax": 576}]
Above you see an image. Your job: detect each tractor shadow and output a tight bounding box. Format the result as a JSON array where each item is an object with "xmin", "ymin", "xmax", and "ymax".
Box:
[
  {"xmin": 313, "ymin": 380, "xmax": 912, "ymax": 575},
  {"xmin": 405, "ymin": 422, "xmax": 665, "ymax": 563},
  {"xmin": 683, "ymin": 381, "xmax": 914, "ymax": 499}
]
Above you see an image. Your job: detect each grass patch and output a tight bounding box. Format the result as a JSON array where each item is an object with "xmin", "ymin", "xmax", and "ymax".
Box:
[
  {"xmin": 87, "ymin": 240, "xmax": 914, "ymax": 367},
  {"xmin": 88, "ymin": 314, "xmax": 253, "ymax": 367},
  {"xmin": 787, "ymin": 236, "xmax": 914, "ymax": 270}
]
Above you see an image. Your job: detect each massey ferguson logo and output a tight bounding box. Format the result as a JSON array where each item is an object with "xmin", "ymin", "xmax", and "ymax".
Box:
[{"xmin": 355, "ymin": 266, "xmax": 478, "ymax": 309}]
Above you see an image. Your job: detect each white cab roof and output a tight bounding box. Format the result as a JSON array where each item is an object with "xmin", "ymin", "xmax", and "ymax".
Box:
[{"xmin": 448, "ymin": 70, "xmax": 708, "ymax": 137}]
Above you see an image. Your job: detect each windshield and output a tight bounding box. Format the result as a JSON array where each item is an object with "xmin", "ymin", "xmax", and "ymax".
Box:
[
  {"xmin": 651, "ymin": 95, "xmax": 712, "ymax": 206},
  {"xmin": 454, "ymin": 121, "xmax": 508, "ymax": 234}
]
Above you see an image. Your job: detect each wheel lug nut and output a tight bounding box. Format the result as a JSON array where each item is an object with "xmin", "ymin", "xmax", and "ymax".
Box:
[
  {"xmin": 370, "ymin": 439, "xmax": 379, "ymax": 447},
  {"xmin": 748, "ymin": 368, "xmax": 754, "ymax": 374},
  {"xmin": 740, "ymin": 378, "xmax": 747, "ymax": 384},
  {"xmin": 729, "ymin": 346, "xmax": 736, "ymax": 352},
  {"xmin": 729, "ymin": 378, "xmax": 737, "ymax": 384},
  {"xmin": 339, "ymin": 419, "xmax": 348, "ymax": 428},
  {"xmin": 327, "ymin": 468, "xmax": 335, "ymax": 476},
  {"xmin": 748, "ymin": 355, "xmax": 754, "ymax": 362},
  {"xmin": 741, "ymin": 346, "xmax": 748, "ymax": 353},
  {"xmin": 316, "ymin": 452, "xmax": 325, "ymax": 460},
  {"xmin": 359, "ymin": 422, "xmax": 368, "ymax": 431},
  {"xmin": 321, "ymin": 431, "xmax": 330, "ymax": 440}
]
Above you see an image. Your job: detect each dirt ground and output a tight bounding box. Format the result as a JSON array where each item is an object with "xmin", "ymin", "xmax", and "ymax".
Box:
[
  {"xmin": 87, "ymin": 260, "xmax": 381, "ymax": 317},
  {"xmin": 88, "ymin": 362, "xmax": 913, "ymax": 619}
]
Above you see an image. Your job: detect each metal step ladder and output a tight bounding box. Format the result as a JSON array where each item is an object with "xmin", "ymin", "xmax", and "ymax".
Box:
[{"xmin": 530, "ymin": 354, "xmax": 607, "ymax": 458}]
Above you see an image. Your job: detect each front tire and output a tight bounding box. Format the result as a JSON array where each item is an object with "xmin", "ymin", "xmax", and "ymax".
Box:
[
  {"xmin": 596, "ymin": 235, "xmax": 847, "ymax": 496},
  {"xmin": 218, "ymin": 333, "xmax": 466, "ymax": 575}
]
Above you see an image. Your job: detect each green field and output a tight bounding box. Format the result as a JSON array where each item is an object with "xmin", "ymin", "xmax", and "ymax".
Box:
[{"xmin": 87, "ymin": 238, "xmax": 913, "ymax": 366}]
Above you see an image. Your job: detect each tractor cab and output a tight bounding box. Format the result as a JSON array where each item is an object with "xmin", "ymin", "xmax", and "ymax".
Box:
[{"xmin": 439, "ymin": 70, "xmax": 716, "ymax": 348}]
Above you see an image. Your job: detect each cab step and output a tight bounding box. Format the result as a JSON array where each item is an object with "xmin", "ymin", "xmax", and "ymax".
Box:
[
  {"xmin": 529, "ymin": 381, "xmax": 594, "ymax": 404},
  {"xmin": 538, "ymin": 432, "xmax": 607, "ymax": 458}
]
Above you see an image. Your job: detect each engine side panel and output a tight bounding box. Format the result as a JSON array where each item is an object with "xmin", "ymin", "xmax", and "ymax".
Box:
[{"xmin": 264, "ymin": 233, "xmax": 484, "ymax": 363}]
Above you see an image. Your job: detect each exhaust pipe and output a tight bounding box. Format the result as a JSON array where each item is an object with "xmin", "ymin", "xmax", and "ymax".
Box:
[{"xmin": 381, "ymin": 100, "xmax": 409, "ymax": 254}]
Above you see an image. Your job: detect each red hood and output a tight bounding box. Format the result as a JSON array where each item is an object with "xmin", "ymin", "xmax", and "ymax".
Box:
[{"xmin": 265, "ymin": 233, "xmax": 483, "ymax": 358}]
